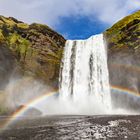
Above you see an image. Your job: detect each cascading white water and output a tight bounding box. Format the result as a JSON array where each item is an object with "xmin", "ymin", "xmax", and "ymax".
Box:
[{"xmin": 59, "ymin": 34, "xmax": 111, "ymax": 110}]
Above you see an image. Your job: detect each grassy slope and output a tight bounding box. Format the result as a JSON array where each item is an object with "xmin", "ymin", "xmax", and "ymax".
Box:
[{"xmin": 104, "ymin": 10, "xmax": 140, "ymax": 51}]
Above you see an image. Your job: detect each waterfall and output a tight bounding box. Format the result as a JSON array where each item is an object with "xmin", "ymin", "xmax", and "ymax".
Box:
[
  {"xmin": 59, "ymin": 34, "xmax": 111, "ymax": 110},
  {"xmin": 6, "ymin": 33, "xmax": 112, "ymax": 115}
]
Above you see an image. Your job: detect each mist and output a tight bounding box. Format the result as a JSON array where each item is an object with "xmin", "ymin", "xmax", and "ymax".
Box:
[{"xmin": 0, "ymin": 75, "xmax": 139, "ymax": 116}]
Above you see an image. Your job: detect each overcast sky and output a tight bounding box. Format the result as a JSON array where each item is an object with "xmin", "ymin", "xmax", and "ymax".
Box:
[{"xmin": 0, "ymin": 0, "xmax": 140, "ymax": 39}]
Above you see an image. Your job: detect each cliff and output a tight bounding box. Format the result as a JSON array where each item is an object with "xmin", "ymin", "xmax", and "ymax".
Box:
[
  {"xmin": 0, "ymin": 16, "xmax": 65, "ymax": 89},
  {"xmin": 105, "ymin": 10, "xmax": 140, "ymax": 51},
  {"xmin": 104, "ymin": 10, "xmax": 140, "ymax": 109}
]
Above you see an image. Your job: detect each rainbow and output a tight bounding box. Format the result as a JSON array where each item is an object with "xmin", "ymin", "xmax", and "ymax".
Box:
[
  {"xmin": 0, "ymin": 90, "xmax": 58, "ymax": 131},
  {"xmin": 111, "ymin": 85, "xmax": 140, "ymax": 97},
  {"xmin": 1, "ymin": 85, "xmax": 140, "ymax": 131}
]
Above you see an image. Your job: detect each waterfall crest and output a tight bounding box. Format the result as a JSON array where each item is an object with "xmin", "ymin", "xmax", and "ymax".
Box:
[{"xmin": 59, "ymin": 34, "xmax": 111, "ymax": 110}]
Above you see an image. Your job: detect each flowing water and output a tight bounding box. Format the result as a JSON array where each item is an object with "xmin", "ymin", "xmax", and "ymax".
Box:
[
  {"xmin": 59, "ymin": 34, "xmax": 111, "ymax": 111},
  {"xmin": 21, "ymin": 34, "xmax": 112, "ymax": 115}
]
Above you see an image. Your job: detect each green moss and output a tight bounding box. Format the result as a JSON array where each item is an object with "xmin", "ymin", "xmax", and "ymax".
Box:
[
  {"xmin": 30, "ymin": 23, "xmax": 52, "ymax": 32},
  {"xmin": 106, "ymin": 10, "xmax": 140, "ymax": 36},
  {"xmin": 17, "ymin": 23, "xmax": 29, "ymax": 29},
  {"xmin": 1, "ymin": 16, "xmax": 16, "ymax": 26},
  {"xmin": 28, "ymin": 29, "xmax": 42, "ymax": 36},
  {"xmin": 8, "ymin": 33, "xmax": 19, "ymax": 44},
  {"xmin": 104, "ymin": 10, "xmax": 140, "ymax": 51},
  {"xmin": 7, "ymin": 33, "xmax": 31, "ymax": 60},
  {"xmin": 0, "ymin": 30, "xmax": 5, "ymax": 41}
]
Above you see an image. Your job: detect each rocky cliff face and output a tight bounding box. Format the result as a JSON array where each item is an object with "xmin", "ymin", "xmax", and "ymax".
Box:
[
  {"xmin": 104, "ymin": 10, "xmax": 140, "ymax": 92},
  {"xmin": 0, "ymin": 16, "xmax": 65, "ymax": 89},
  {"xmin": 104, "ymin": 10, "xmax": 140, "ymax": 109}
]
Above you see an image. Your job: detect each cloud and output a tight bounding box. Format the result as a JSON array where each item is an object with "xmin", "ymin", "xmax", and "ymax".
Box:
[{"xmin": 0, "ymin": 0, "xmax": 140, "ymax": 27}]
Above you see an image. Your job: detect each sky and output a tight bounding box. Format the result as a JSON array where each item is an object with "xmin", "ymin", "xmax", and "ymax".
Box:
[{"xmin": 0, "ymin": 0, "xmax": 140, "ymax": 39}]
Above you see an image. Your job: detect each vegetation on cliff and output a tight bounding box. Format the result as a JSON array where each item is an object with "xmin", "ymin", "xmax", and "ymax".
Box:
[
  {"xmin": 104, "ymin": 10, "xmax": 140, "ymax": 52},
  {"xmin": 0, "ymin": 15, "xmax": 65, "ymax": 87}
]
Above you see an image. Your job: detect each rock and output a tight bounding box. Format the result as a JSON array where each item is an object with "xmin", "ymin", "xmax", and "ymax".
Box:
[
  {"xmin": 15, "ymin": 105, "xmax": 42, "ymax": 116},
  {"xmin": 0, "ymin": 15, "xmax": 66, "ymax": 88},
  {"xmin": 104, "ymin": 10, "xmax": 140, "ymax": 93},
  {"xmin": 0, "ymin": 45, "xmax": 16, "ymax": 89}
]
